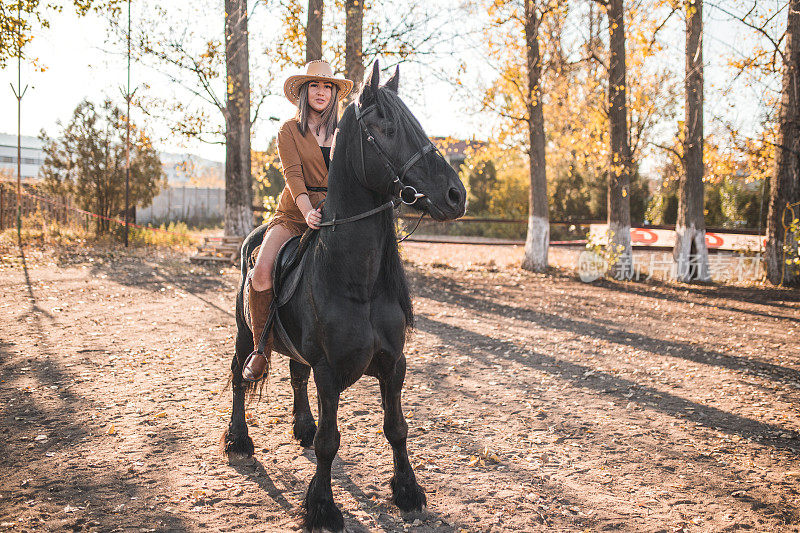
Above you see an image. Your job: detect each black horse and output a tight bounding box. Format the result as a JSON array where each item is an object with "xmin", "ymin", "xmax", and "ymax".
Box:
[{"xmin": 222, "ymin": 61, "xmax": 466, "ymax": 531}]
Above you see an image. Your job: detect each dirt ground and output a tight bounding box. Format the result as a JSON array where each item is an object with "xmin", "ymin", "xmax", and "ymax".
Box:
[{"xmin": 1, "ymin": 240, "xmax": 799, "ymax": 532}]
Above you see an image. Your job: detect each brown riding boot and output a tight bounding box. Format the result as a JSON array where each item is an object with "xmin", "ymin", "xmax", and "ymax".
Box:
[{"xmin": 242, "ymin": 282, "xmax": 274, "ymax": 382}]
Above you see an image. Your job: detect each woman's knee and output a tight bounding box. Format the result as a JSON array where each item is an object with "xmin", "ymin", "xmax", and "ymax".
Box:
[
  {"xmin": 251, "ymin": 252, "xmax": 275, "ymax": 290},
  {"xmin": 252, "ymin": 261, "xmax": 272, "ymax": 287},
  {"xmin": 251, "ymin": 227, "xmax": 292, "ymax": 290}
]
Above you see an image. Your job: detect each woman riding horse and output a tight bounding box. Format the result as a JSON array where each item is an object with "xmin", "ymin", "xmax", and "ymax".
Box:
[
  {"xmin": 243, "ymin": 60, "xmax": 353, "ymax": 382},
  {"xmin": 224, "ymin": 61, "xmax": 467, "ymax": 531}
]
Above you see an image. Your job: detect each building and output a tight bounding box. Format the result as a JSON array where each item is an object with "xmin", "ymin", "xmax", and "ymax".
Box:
[
  {"xmin": 159, "ymin": 152, "xmax": 224, "ymax": 188},
  {"xmin": 0, "ymin": 133, "xmax": 45, "ymax": 181},
  {"xmin": 0, "ymin": 132, "xmax": 224, "ymax": 188},
  {"xmin": 432, "ymin": 136, "xmax": 485, "ymax": 173}
]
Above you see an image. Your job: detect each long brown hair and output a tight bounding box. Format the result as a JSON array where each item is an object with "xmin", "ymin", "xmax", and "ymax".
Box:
[{"xmin": 297, "ymin": 81, "xmax": 340, "ymax": 140}]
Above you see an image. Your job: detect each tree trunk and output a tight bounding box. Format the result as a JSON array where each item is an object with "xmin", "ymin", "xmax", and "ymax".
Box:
[
  {"xmin": 766, "ymin": 0, "xmax": 800, "ymax": 286},
  {"xmin": 674, "ymin": 0, "xmax": 709, "ymax": 282},
  {"xmin": 224, "ymin": 0, "xmax": 253, "ymax": 237},
  {"xmin": 306, "ymin": 0, "xmax": 324, "ymax": 62},
  {"xmin": 344, "ymin": 0, "xmax": 364, "ymax": 105},
  {"xmin": 606, "ymin": 0, "xmax": 633, "ymax": 277},
  {"xmin": 521, "ymin": 0, "xmax": 549, "ymax": 272}
]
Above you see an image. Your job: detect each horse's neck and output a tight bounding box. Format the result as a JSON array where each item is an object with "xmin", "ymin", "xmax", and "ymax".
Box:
[{"xmin": 316, "ymin": 148, "xmax": 392, "ymax": 284}]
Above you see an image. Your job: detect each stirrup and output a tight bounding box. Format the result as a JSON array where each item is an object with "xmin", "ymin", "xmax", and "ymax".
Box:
[{"xmin": 242, "ymin": 350, "xmax": 268, "ymax": 382}]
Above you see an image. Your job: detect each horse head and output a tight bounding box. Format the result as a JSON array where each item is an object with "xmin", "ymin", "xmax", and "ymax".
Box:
[{"xmin": 353, "ymin": 60, "xmax": 467, "ymax": 221}]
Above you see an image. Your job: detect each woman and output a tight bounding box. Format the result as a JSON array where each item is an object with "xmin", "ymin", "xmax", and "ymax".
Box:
[{"xmin": 243, "ymin": 60, "xmax": 353, "ymax": 382}]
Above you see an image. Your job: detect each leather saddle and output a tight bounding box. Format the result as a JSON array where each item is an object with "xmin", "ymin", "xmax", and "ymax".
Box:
[{"xmin": 273, "ymin": 235, "xmax": 304, "ymax": 306}]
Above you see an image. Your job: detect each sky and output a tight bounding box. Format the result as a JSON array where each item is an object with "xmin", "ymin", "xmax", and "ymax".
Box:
[
  {"xmin": 0, "ymin": 1, "xmax": 785, "ymax": 171},
  {"xmin": 0, "ymin": 2, "xmax": 489, "ymax": 162}
]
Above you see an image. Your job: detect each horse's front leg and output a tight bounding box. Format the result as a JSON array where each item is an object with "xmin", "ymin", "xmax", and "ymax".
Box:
[
  {"xmin": 304, "ymin": 364, "xmax": 344, "ymax": 531},
  {"xmin": 380, "ymin": 355, "xmax": 426, "ymax": 512},
  {"xmin": 290, "ymin": 359, "xmax": 316, "ymax": 447},
  {"xmin": 221, "ymin": 322, "xmax": 255, "ymax": 459}
]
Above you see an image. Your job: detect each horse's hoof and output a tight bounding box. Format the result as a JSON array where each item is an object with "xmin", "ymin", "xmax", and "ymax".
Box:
[
  {"xmin": 391, "ymin": 476, "xmax": 427, "ymax": 512},
  {"xmin": 304, "ymin": 501, "xmax": 344, "ymax": 532},
  {"xmin": 304, "ymin": 476, "xmax": 344, "ymax": 532},
  {"xmin": 220, "ymin": 428, "xmax": 254, "ymax": 464},
  {"xmin": 293, "ymin": 415, "xmax": 317, "ymax": 448}
]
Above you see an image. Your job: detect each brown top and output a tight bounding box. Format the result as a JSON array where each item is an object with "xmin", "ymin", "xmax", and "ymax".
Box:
[{"xmin": 274, "ymin": 118, "xmax": 329, "ymax": 225}]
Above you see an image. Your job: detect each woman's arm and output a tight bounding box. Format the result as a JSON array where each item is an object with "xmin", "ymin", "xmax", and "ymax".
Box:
[
  {"xmin": 277, "ymin": 123, "xmax": 308, "ymax": 201},
  {"xmin": 295, "ymin": 193, "xmax": 321, "ymax": 229},
  {"xmin": 277, "ymin": 122, "xmax": 322, "ymax": 229}
]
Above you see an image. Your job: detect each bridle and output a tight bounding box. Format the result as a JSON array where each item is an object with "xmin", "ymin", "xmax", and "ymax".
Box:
[
  {"xmin": 354, "ymin": 101, "xmax": 436, "ymax": 205},
  {"xmin": 317, "ymin": 100, "xmax": 439, "ymax": 234}
]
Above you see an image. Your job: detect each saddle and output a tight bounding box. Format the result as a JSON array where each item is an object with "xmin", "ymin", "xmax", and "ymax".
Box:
[{"xmin": 248, "ymin": 229, "xmax": 317, "ymax": 366}]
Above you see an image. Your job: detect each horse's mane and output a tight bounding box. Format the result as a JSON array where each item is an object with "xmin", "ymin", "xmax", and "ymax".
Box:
[
  {"xmin": 327, "ymin": 99, "xmax": 414, "ymax": 329},
  {"xmin": 380, "ymin": 202, "xmax": 414, "ymax": 330},
  {"xmin": 373, "ymin": 90, "xmax": 417, "ymax": 329}
]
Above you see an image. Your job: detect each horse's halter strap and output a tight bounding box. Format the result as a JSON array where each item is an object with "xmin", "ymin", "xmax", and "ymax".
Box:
[
  {"xmin": 353, "ymin": 101, "xmax": 435, "ymax": 205},
  {"xmin": 317, "ymin": 101, "xmax": 435, "ymax": 230}
]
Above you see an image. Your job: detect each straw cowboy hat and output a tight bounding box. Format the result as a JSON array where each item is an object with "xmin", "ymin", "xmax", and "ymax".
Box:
[{"xmin": 283, "ymin": 60, "xmax": 354, "ymax": 106}]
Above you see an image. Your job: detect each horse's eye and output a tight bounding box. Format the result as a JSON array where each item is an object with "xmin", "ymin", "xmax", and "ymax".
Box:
[{"xmin": 380, "ymin": 120, "xmax": 396, "ymax": 136}]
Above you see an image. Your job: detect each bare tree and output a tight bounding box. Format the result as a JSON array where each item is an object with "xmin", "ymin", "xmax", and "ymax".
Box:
[
  {"xmin": 766, "ymin": 0, "xmax": 800, "ymax": 285},
  {"xmin": 344, "ymin": 0, "xmax": 365, "ymax": 102},
  {"xmin": 604, "ymin": 0, "xmax": 633, "ymax": 275},
  {"xmin": 521, "ymin": 0, "xmax": 549, "ymax": 272},
  {"xmin": 306, "ymin": 0, "xmax": 324, "ymax": 61},
  {"xmin": 107, "ymin": 2, "xmax": 277, "ymax": 235},
  {"xmin": 224, "ymin": 0, "xmax": 253, "ymax": 236},
  {"xmin": 674, "ymin": 0, "xmax": 710, "ymax": 281}
]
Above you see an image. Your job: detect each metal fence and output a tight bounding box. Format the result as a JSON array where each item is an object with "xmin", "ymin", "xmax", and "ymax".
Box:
[
  {"xmin": 396, "ymin": 213, "xmax": 768, "ymax": 249},
  {"xmin": 0, "ymin": 181, "xmax": 93, "ymax": 232},
  {"xmin": 396, "ymin": 214, "xmax": 590, "ymax": 245},
  {"xmin": 138, "ymin": 186, "xmax": 225, "ymax": 226}
]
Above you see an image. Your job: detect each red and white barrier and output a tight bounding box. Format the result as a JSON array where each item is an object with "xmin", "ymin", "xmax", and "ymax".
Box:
[{"xmin": 589, "ymin": 224, "xmax": 765, "ymax": 252}]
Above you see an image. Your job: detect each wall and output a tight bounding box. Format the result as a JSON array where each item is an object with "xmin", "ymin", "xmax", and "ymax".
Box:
[{"xmin": 137, "ymin": 186, "xmax": 225, "ymax": 226}]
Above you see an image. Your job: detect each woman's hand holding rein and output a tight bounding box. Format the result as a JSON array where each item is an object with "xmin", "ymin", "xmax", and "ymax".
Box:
[
  {"xmin": 305, "ymin": 208, "xmax": 322, "ymax": 229},
  {"xmin": 296, "ymin": 192, "xmax": 322, "ymax": 230}
]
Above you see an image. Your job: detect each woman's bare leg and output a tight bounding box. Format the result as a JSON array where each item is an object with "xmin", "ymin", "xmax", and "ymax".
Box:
[{"xmin": 251, "ymin": 224, "xmax": 296, "ymax": 291}]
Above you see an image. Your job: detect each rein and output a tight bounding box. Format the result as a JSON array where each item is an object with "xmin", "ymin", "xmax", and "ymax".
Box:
[
  {"xmin": 317, "ymin": 102, "xmax": 436, "ymax": 237},
  {"xmin": 317, "ymin": 198, "xmax": 426, "ymax": 243},
  {"xmin": 317, "ymin": 197, "xmax": 400, "ymax": 228}
]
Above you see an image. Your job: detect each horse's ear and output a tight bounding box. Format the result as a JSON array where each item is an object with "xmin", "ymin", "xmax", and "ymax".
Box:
[
  {"xmin": 359, "ymin": 60, "xmax": 381, "ymax": 107},
  {"xmin": 384, "ymin": 65, "xmax": 399, "ymax": 93},
  {"xmin": 367, "ymin": 59, "xmax": 380, "ymax": 91}
]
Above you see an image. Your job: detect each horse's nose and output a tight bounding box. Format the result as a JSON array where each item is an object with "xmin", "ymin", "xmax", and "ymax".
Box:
[{"xmin": 447, "ymin": 186, "xmax": 462, "ymax": 208}]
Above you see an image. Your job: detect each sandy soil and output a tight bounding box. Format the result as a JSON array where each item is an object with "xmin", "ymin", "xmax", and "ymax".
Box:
[{"xmin": 1, "ymin": 241, "xmax": 799, "ymax": 532}]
